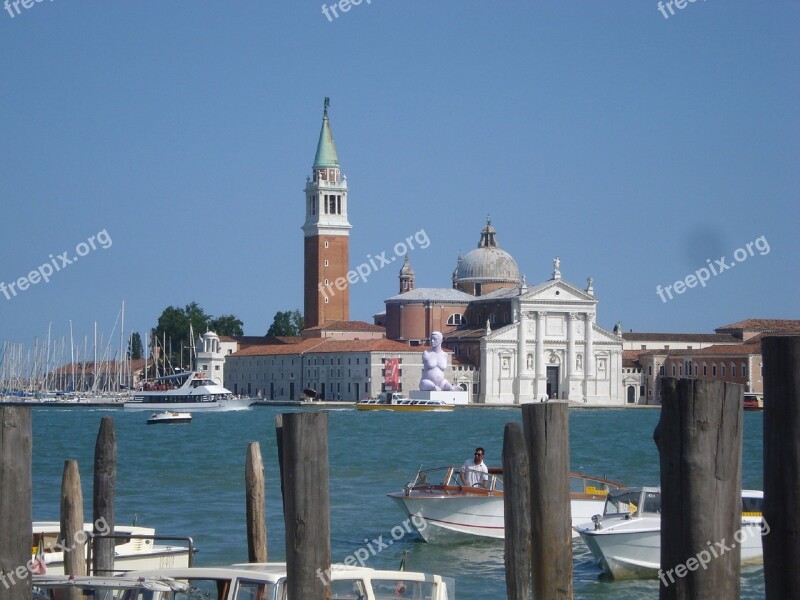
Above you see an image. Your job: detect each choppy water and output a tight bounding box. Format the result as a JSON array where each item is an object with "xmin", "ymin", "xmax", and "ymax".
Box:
[{"xmin": 31, "ymin": 406, "xmax": 765, "ymax": 599}]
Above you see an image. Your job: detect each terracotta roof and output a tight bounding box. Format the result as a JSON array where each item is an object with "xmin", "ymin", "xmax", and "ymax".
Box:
[
  {"xmin": 715, "ymin": 319, "xmax": 800, "ymax": 333},
  {"xmin": 306, "ymin": 339, "xmax": 421, "ymax": 353},
  {"xmin": 637, "ymin": 337, "xmax": 764, "ymax": 358},
  {"xmin": 623, "ymin": 332, "xmax": 738, "ymax": 343},
  {"xmin": 302, "ymin": 320, "xmax": 385, "ymax": 333},
  {"xmin": 230, "ymin": 338, "xmax": 420, "ymax": 357},
  {"xmin": 231, "ymin": 338, "xmax": 328, "ymax": 357}
]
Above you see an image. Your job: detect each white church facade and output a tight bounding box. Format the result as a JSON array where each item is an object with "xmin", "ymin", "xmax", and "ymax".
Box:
[{"xmin": 477, "ymin": 277, "xmax": 623, "ymax": 404}]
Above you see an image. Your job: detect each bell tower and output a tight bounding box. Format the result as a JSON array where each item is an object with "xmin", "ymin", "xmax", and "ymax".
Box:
[{"xmin": 303, "ymin": 98, "xmax": 351, "ymax": 328}]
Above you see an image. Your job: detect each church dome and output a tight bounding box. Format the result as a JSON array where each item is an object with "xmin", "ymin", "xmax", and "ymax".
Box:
[{"xmin": 455, "ymin": 219, "xmax": 519, "ymax": 284}]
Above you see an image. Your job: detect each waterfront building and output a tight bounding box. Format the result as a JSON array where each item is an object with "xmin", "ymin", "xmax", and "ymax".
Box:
[{"xmin": 623, "ymin": 319, "xmax": 800, "ymax": 404}]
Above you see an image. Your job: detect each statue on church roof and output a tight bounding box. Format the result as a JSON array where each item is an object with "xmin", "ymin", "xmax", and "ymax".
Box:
[{"xmin": 553, "ymin": 256, "xmax": 562, "ymax": 280}]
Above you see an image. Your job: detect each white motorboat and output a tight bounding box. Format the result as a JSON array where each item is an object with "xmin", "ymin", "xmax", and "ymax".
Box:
[
  {"xmin": 125, "ymin": 371, "xmax": 252, "ymax": 411},
  {"xmin": 32, "ymin": 521, "xmax": 194, "ymax": 575},
  {"xmin": 122, "ymin": 563, "xmax": 454, "ymax": 599},
  {"xmin": 388, "ymin": 465, "xmax": 624, "ymax": 542},
  {"xmin": 574, "ymin": 487, "xmax": 766, "ymax": 579},
  {"xmin": 147, "ymin": 411, "xmax": 192, "ymax": 424}
]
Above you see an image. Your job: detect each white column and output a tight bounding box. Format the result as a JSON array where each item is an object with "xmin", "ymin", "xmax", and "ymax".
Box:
[
  {"xmin": 567, "ymin": 313, "xmax": 577, "ymax": 379},
  {"xmin": 518, "ymin": 311, "xmax": 527, "ymax": 375},
  {"xmin": 585, "ymin": 313, "xmax": 595, "ymax": 378},
  {"xmin": 535, "ymin": 312, "xmax": 546, "ymax": 376}
]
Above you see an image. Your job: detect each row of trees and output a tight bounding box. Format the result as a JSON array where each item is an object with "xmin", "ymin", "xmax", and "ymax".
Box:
[{"xmin": 138, "ymin": 303, "xmax": 304, "ymax": 369}]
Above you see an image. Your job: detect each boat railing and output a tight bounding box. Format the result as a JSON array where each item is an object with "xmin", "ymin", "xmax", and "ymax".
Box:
[
  {"xmin": 569, "ymin": 472, "xmax": 625, "ymax": 498},
  {"xmin": 84, "ymin": 533, "xmax": 196, "ymax": 574},
  {"xmin": 409, "ymin": 465, "xmax": 504, "ymax": 492}
]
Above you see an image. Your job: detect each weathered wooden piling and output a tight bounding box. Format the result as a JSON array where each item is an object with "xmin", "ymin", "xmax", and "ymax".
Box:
[
  {"xmin": 93, "ymin": 416, "xmax": 116, "ymax": 576},
  {"xmin": 502, "ymin": 421, "xmax": 531, "ymax": 600},
  {"xmin": 522, "ymin": 402, "xmax": 572, "ymax": 599},
  {"xmin": 0, "ymin": 406, "xmax": 32, "ymax": 600},
  {"xmin": 762, "ymin": 335, "xmax": 800, "ymax": 599},
  {"xmin": 280, "ymin": 411, "xmax": 331, "ymax": 600},
  {"xmin": 274, "ymin": 415, "xmax": 285, "ymax": 510},
  {"xmin": 654, "ymin": 378, "xmax": 742, "ymax": 600},
  {"xmin": 60, "ymin": 459, "xmax": 86, "ymax": 581},
  {"xmin": 246, "ymin": 441, "xmax": 268, "ymax": 563}
]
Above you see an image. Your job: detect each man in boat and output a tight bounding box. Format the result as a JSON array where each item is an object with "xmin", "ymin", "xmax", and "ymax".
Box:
[{"xmin": 461, "ymin": 447, "xmax": 489, "ymax": 488}]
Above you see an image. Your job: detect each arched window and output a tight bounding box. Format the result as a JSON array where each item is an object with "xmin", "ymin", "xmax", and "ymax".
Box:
[
  {"xmin": 731, "ymin": 363, "xmax": 736, "ymax": 377},
  {"xmin": 447, "ymin": 313, "xmax": 466, "ymax": 326},
  {"xmin": 712, "ymin": 363, "xmax": 717, "ymax": 376}
]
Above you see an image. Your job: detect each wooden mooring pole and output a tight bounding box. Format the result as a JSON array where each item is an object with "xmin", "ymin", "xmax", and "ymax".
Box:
[
  {"xmin": 763, "ymin": 335, "xmax": 800, "ymax": 599},
  {"xmin": 280, "ymin": 411, "xmax": 331, "ymax": 600},
  {"xmin": 246, "ymin": 441, "xmax": 267, "ymax": 563},
  {"xmin": 60, "ymin": 459, "xmax": 86, "ymax": 587},
  {"xmin": 503, "ymin": 421, "xmax": 531, "ymax": 600},
  {"xmin": 522, "ymin": 402, "xmax": 572, "ymax": 599},
  {"xmin": 274, "ymin": 415, "xmax": 285, "ymax": 511},
  {"xmin": 0, "ymin": 406, "xmax": 32, "ymax": 600},
  {"xmin": 654, "ymin": 378, "xmax": 742, "ymax": 600},
  {"xmin": 93, "ymin": 416, "xmax": 116, "ymax": 576}
]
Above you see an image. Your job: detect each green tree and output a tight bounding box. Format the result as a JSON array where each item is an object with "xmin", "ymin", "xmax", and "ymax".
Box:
[
  {"xmin": 266, "ymin": 309, "xmax": 304, "ymax": 337},
  {"xmin": 209, "ymin": 315, "xmax": 244, "ymax": 337},
  {"xmin": 128, "ymin": 332, "xmax": 143, "ymax": 360}
]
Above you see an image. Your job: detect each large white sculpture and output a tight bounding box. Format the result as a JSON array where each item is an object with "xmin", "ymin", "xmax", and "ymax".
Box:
[{"xmin": 419, "ymin": 331, "xmax": 459, "ymax": 391}]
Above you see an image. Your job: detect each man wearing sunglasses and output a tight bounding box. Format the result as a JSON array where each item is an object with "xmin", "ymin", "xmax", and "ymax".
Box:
[{"xmin": 461, "ymin": 447, "xmax": 489, "ymax": 488}]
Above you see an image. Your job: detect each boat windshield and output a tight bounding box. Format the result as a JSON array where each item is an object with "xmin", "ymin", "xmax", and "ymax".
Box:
[{"xmin": 603, "ymin": 489, "xmax": 643, "ymax": 516}]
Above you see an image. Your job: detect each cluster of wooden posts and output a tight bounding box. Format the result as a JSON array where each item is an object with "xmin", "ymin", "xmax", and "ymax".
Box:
[{"xmin": 0, "ymin": 335, "xmax": 798, "ymax": 600}]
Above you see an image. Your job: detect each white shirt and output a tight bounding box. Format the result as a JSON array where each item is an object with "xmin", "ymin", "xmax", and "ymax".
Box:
[{"xmin": 461, "ymin": 458, "xmax": 488, "ymax": 487}]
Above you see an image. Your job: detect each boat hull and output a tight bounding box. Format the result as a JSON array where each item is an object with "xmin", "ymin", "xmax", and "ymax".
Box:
[
  {"xmin": 576, "ymin": 520, "xmax": 765, "ymax": 579},
  {"xmin": 43, "ymin": 548, "xmax": 191, "ymax": 575},
  {"xmin": 125, "ymin": 397, "xmax": 252, "ymax": 411},
  {"xmin": 389, "ymin": 491, "xmax": 607, "ymax": 542}
]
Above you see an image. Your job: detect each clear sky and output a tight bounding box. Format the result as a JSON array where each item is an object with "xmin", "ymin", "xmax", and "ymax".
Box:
[{"xmin": 1, "ymin": 1, "xmax": 798, "ymax": 351}]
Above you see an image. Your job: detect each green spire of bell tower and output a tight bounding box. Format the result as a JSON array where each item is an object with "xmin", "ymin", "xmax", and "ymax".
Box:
[{"xmin": 313, "ymin": 97, "xmax": 339, "ymax": 168}]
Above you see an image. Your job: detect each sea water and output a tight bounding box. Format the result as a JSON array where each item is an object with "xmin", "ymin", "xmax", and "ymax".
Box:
[{"xmin": 31, "ymin": 407, "xmax": 765, "ymax": 599}]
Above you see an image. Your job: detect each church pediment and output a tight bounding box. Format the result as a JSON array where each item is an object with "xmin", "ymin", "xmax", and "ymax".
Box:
[{"xmin": 520, "ymin": 279, "xmax": 597, "ymax": 304}]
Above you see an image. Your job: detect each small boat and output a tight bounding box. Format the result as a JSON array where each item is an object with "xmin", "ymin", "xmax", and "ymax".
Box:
[
  {"xmin": 574, "ymin": 486, "xmax": 766, "ymax": 579},
  {"xmin": 743, "ymin": 393, "xmax": 763, "ymax": 411},
  {"xmin": 122, "ymin": 563, "xmax": 453, "ymax": 599},
  {"xmin": 388, "ymin": 465, "xmax": 624, "ymax": 542},
  {"xmin": 147, "ymin": 411, "xmax": 192, "ymax": 424},
  {"xmin": 357, "ymin": 392, "xmax": 454, "ymax": 412},
  {"xmin": 31, "ymin": 521, "xmax": 194, "ymax": 575},
  {"xmin": 125, "ymin": 371, "xmax": 252, "ymax": 411}
]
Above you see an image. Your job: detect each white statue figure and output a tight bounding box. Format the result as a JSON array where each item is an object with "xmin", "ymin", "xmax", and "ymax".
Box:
[{"xmin": 419, "ymin": 331, "xmax": 459, "ymax": 391}]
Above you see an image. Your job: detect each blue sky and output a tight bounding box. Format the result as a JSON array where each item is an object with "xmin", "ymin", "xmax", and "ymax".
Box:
[{"xmin": 1, "ymin": 1, "xmax": 798, "ymax": 350}]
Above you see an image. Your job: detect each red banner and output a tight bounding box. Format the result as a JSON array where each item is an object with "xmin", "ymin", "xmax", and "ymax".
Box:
[{"xmin": 384, "ymin": 358, "xmax": 399, "ymax": 390}]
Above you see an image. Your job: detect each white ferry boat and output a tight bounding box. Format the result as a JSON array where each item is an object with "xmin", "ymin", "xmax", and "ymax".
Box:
[{"xmin": 124, "ymin": 372, "xmax": 252, "ymax": 411}]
